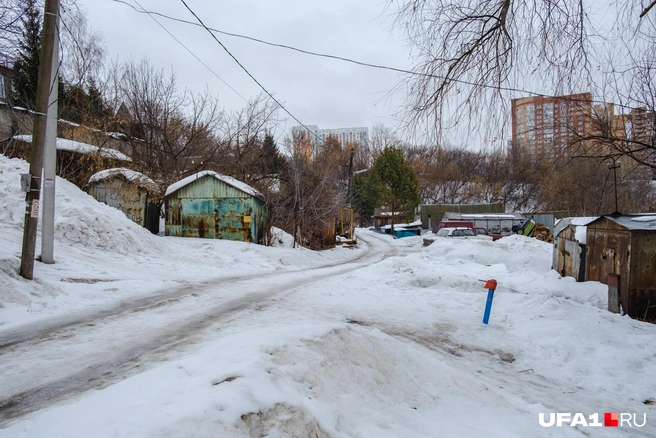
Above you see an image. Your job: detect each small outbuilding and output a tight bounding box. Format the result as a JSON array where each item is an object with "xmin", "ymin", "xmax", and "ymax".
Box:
[
  {"xmin": 584, "ymin": 213, "xmax": 656, "ymax": 320},
  {"xmin": 373, "ymin": 209, "xmax": 404, "ymax": 229},
  {"xmin": 164, "ymin": 171, "xmax": 266, "ymax": 244},
  {"xmin": 88, "ymin": 168, "xmax": 161, "ymax": 234},
  {"xmin": 551, "ymin": 217, "xmax": 596, "ymax": 281}
]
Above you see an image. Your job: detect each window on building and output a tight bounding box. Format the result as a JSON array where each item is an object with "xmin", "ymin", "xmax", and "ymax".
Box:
[{"xmin": 0, "ymin": 75, "xmax": 5, "ymax": 100}]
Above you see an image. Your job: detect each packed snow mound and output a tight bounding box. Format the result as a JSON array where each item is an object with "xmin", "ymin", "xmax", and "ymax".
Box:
[
  {"xmin": 0, "ymin": 155, "xmax": 165, "ymax": 256},
  {"xmin": 423, "ymin": 234, "xmax": 552, "ymax": 273},
  {"xmin": 269, "ymin": 226, "xmax": 295, "ymax": 248}
]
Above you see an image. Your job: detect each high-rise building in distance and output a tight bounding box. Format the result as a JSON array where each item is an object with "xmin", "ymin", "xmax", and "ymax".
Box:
[
  {"xmin": 512, "ymin": 93, "xmax": 655, "ymax": 167},
  {"xmin": 511, "ymin": 93, "xmax": 592, "ymax": 161},
  {"xmin": 291, "ymin": 125, "xmax": 369, "ymax": 161}
]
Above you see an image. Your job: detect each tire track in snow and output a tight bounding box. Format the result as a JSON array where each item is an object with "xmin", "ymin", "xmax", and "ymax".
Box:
[
  {"xmin": 0, "ymin": 233, "xmax": 390, "ymax": 351},
  {"xmin": 0, "ymin": 232, "xmax": 403, "ymax": 424}
]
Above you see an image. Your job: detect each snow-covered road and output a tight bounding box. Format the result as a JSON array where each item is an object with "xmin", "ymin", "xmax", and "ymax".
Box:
[
  {"xmin": 2, "ymin": 155, "xmax": 656, "ymax": 437},
  {"xmin": 0, "ymin": 232, "xmax": 403, "ymax": 422}
]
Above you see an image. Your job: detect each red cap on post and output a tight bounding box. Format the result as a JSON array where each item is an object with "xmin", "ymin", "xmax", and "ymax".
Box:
[{"xmin": 484, "ymin": 279, "xmax": 497, "ymax": 290}]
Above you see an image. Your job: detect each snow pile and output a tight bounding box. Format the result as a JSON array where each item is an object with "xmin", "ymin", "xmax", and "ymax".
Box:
[
  {"xmin": 0, "ymin": 155, "xmax": 351, "ymax": 321},
  {"xmin": 424, "ymin": 234, "xmax": 552, "ymax": 274},
  {"xmin": 0, "ymin": 155, "xmax": 165, "ymax": 256},
  {"xmin": 12, "ymin": 135, "xmax": 131, "ymax": 161}
]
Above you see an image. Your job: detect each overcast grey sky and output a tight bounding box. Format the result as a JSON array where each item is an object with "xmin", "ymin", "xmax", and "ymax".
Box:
[{"xmin": 81, "ymin": 0, "xmax": 413, "ymax": 140}]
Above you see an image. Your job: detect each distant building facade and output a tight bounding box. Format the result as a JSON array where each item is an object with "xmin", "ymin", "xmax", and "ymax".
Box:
[
  {"xmin": 511, "ymin": 93, "xmax": 592, "ymax": 161},
  {"xmin": 512, "ymin": 93, "xmax": 656, "ymax": 167},
  {"xmin": 291, "ymin": 125, "xmax": 369, "ymax": 160}
]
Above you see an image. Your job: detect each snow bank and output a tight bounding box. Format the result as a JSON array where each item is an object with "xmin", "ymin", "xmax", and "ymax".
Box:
[
  {"xmin": 0, "ymin": 156, "xmax": 165, "ymax": 256},
  {"xmin": 0, "ymin": 155, "xmax": 353, "ymax": 320}
]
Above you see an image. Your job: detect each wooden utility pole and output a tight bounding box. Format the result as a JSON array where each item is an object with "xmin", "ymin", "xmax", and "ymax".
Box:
[{"xmin": 20, "ymin": 0, "xmax": 60, "ymax": 279}]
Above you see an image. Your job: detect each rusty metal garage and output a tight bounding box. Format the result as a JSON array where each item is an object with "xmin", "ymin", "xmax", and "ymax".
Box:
[
  {"xmin": 164, "ymin": 171, "xmax": 266, "ymax": 244},
  {"xmin": 585, "ymin": 213, "xmax": 656, "ymax": 320}
]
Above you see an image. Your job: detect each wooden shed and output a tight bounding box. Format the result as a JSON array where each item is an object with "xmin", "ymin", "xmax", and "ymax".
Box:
[
  {"xmin": 88, "ymin": 168, "xmax": 160, "ymax": 234},
  {"xmin": 551, "ymin": 217, "xmax": 594, "ymax": 281},
  {"xmin": 165, "ymin": 171, "xmax": 266, "ymax": 244},
  {"xmin": 373, "ymin": 209, "xmax": 403, "ymax": 228},
  {"xmin": 585, "ymin": 213, "xmax": 656, "ymax": 320}
]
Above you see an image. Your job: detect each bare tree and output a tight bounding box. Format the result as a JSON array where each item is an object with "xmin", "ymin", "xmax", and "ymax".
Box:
[
  {"xmin": 113, "ymin": 58, "xmax": 224, "ymax": 200},
  {"xmin": 59, "ymin": 2, "xmax": 106, "ymax": 88},
  {"xmin": 217, "ymin": 94, "xmax": 280, "ymax": 183},
  {"xmin": 271, "ymin": 133, "xmax": 347, "ymax": 249},
  {"xmin": 0, "ymin": 0, "xmax": 23, "ymax": 57},
  {"xmin": 394, "ymin": 0, "xmax": 656, "ymax": 169},
  {"xmin": 369, "ymin": 123, "xmax": 401, "ymax": 160}
]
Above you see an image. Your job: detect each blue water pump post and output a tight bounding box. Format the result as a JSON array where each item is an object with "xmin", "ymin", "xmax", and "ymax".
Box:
[{"xmin": 482, "ymin": 279, "xmax": 498, "ymax": 325}]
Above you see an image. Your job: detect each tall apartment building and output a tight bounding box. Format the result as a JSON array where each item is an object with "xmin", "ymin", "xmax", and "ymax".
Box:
[
  {"xmin": 512, "ymin": 92, "xmax": 656, "ymax": 171},
  {"xmin": 511, "ymin": 93, "xmax": 592, "ymax": 160},
  {"xmin": 628, "ymin": 107, "xmax": 656, "ymax": 146},
  {"xmin": 291, "ymin": 125, "xmax": 369, "ymax": 161}
]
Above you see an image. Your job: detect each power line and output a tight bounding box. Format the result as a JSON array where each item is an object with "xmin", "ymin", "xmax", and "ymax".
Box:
[
  {"xmin": 130, "ymin": 0, "xmax": 248, "ymax": 103},
  {"xmin": 108, "ymin": 2, "xmax": 555, "ymax": 98},
  {"xmin": 112, "ymin": 0, "xmax": 645, "ymax": 114},
  {"xmin": 178, "ymin": 0, "xmax": 322, "ymax": 142}
]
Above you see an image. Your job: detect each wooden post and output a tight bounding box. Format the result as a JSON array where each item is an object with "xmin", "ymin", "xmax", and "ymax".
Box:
[{"xmin": 20, "ymin": 0, "xmax": 60, "ymax": 279}]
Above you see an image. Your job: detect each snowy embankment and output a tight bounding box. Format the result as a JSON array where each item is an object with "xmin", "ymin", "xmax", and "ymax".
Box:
[
  {"xmin": 0, "ymin": 156, "xmax": 348, "ymax": 328},
  {"xmin": 1, "ymin": 154, "xmax": 655, "ymax": 437}
]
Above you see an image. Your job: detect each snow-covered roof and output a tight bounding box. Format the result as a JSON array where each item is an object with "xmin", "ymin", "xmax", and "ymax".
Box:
[
  {"xmin": 12, "ymin": 135, "xmax": 131, "ymax": 162},
  {"xmin": 598, "ymin": 213, "xmax": 656, "ymax": 231},
  {"xmin": 88, "ymin": 168, "xmax": 159, "ymax": 192},
  {"xmin": 165, "ymin": 170, "xmax": 264, "ymax": 200},
  {"xmin": 554, "ymin": 217, "xmax": 598, "ymax": 244},
  {"xmin": 455, "ymin": 213, "xmax": 524, "ymax": 220},
  {"xmin": 631, "ymin": 215, "xmax": 656, "ymax": 223},
  {"xmin": 382, "ymin": 220, "xmax": 422, "ymax": 229}
]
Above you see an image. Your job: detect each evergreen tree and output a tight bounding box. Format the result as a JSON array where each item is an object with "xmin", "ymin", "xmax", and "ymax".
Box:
[
  {"xmin": 87, "ymin": 78, "xmax": 107, "ymax": 120},
  {"xmin": 351, "ymin": 172, "xmax": 374, "ymax": 227},
  {"xmin": 364, "ymin": 146, "xmax": 420, "ymax": 232},
  {"xmin": 262, "ymin": 132, "xmax": 282, "ymax": 173},
  {"xmin": 12, "ymin": 0, "xmax": 41, "ymax": 109}
]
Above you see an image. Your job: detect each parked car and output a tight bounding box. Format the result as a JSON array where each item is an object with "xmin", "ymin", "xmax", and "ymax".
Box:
[
  {"xmin": 472, "ymin": 227, "xmax": 503, "ymax": 241},
  {"xmin": 437, "ymin": 227, "xmax": 493, "ymax": 240},
  {"xmin": 423, "ymin": 227, "xmax": 493, "ymax": 246}
]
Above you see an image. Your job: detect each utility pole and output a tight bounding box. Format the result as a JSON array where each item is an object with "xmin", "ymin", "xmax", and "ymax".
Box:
[
  {"xmin": 41, "ymin": 9, "xmax": 60, "ymax": 265},
  {"xmin": 20, "ymin": 0, "xmax": 60, "ymax": 280}
]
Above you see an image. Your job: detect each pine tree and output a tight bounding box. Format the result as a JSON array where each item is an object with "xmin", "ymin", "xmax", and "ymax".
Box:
[
  {"xmin": 12, "ymin": 0, "xmax": 42, "ymax": 109},
  {"xmin": 262, "ymin": 132, "xmax": 282, "ymax": 173},
  {"xmin": 364, "ymin": 146, "xmax": 420, "ymax": 232},
  {"xmin": 351, "ymin": 173, "xmax": 375, "ymax": 227}
]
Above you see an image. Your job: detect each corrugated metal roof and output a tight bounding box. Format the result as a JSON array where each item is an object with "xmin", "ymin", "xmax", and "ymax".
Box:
[
  {"xmin": 421, "ymin": 203, "xmax": 505, "ymax": 215},
  {"xmin": 443, "ymin": 212, "xmax": 524, "ymax": 220},
  {"xmin": 590, "ymin": 213, "xmax": 656, "ymax": 231},
  {"xmin": 165, "ymin": 171, "xmax": 264, "ymax": 200}
]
